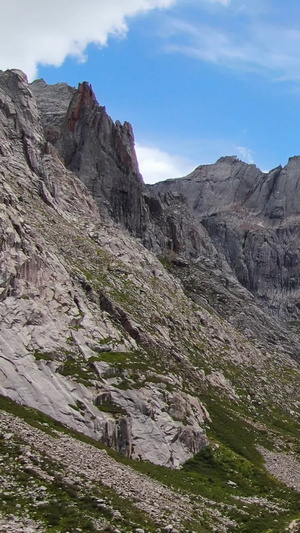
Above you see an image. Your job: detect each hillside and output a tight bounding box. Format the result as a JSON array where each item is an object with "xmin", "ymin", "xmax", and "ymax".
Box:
[{"xmin": 2, "ymin": 69, "xmax": 300, "ymax": 532}]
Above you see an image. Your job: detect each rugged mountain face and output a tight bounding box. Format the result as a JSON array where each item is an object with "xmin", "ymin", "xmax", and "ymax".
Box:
[
  {"xmin": 4, "ymin": 69, "xmax": 300, "ymax": 532},
  {"xmin": 31, "ymin": 78, "xmax": 147, "ymax": 236},
  {"xmin": 1, "ymin": 69, "xmax": 214, "ymax": 469},
  {"xmin": 31, "ymin": 76, "xmax": 300, "ymax": 337},
  {"xmin": 31, "ymin": 77, "xmax": 213, "ymax": 260},
  {"xmin": 151, "ymin": 156, "xmax": 300, "ymax": 325}
]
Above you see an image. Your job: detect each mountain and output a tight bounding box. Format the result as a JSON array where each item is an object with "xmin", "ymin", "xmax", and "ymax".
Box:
[
  {"xmin": 151, "ymin": 156, "xmax": 300, "ymax": 322},
  {"xmin": 2, "ymin": 69, "xmax": 300, "ymax": 532}
]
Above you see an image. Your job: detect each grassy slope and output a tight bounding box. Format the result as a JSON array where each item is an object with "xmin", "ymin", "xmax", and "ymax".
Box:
[
  {"xmin": 1, "ymin": 395, "xmax": 300, "ymax": 533},
  {"xmin": 4, "ymin": 157, "xmax": 300, "ymax": 532}
]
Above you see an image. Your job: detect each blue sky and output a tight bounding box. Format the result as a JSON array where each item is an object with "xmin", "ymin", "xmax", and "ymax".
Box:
[{"xmin": 2, "ymin": 0, "xmax": 300, "ymax": 182}]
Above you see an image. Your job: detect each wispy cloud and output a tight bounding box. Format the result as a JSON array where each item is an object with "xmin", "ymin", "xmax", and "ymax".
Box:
[
  {"xmin": 165, "ymin": 20, "xmax": 245, "ymax": 63},
  {"xmin": 235, "ymin": 146, "xmax": 255, "ymax": 165},
  {"xmin": 135, "ymin": 143, "xmax": 196, "ymax": 183},
  {"xmin": 163, "ymin": 3, "xmax": 300, "ymax": 82},
  {"xmin": 210, "ymin": 0, "xmax": 231, "ymax": 5},
  {"xmin": 0, "ymin": 0, "xmax": 177, "ymax": 80},
  {"xmin": 136, "ymin": 140, "xmax": 258, "ymax": 182}
]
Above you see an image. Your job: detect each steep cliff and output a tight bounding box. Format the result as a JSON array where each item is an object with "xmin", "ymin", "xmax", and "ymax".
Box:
[
  {"xmin": 31, "ymin": 78, "xmax": 215, "ymax": 260},
  {"xmin": 151, "ymin": 156, "xmax": 300, "ymax": 325},
  {"xmin": 1, "ymin": 69, "xmax": 214, "ymax": 468},
  {"xmin": 31, "ymin": 78, "xmax": 300, "ymax": 345},
  {"xmin": 4, "ymin": 70, "xmax": 300, "ymax": 532}
]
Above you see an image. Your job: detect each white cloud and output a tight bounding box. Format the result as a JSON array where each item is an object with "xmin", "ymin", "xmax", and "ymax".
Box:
[
  {"xmin": 235, "ymin": 146, "xmax": 254, "ymax": 165},
  {"xmin": 210, "ymin": 0, "xmax": 230, "ymax": 5},
  {"xmin": 135, "ymin": 143, "xmax": 196, "ymax": 183},
  {"xmin": 0, "ymin": 0, "xmax": 176, "ymax": 80},
  {"xmin": 136, "ymin": 140, "xmax": 259, "ymax": 183}
]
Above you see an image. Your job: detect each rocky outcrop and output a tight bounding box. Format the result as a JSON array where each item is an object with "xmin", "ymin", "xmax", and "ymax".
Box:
[
  {"xmin": 30, "ymin": 78, "xmax": 76, "ymax": 145},
  {"xmin": 109, "ymin": 386, "xmax": 208, "ymax": 467},
  {"xmin": 5, "ymin": 67, "xmax": 300, "ymax": 478},
  {"xmin": 32, "ymin": 78, "xmax": 148, "ymax": 234},
  {"xmin": 151, "ymin": 156, "xmax": 300, "ymax": 324},
  {"xmin": 1, "ymin": 69, "xmax": 213, "ymax": 467},
  {"xmin": 31, "ymin": 78, "xmax": 216, "ymax": 261}
]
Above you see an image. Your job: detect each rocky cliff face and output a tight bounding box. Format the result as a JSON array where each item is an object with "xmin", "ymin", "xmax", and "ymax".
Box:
[
  {"xmin": 31, "ymin": 78, "xmax": 149, "ymax": 236},
  {"xmin": 4, "ymin": 69, "xmax": 300, "ymax": 532},
  {"xmin": 31, "ymin": 78, "xmax": 215, "ymax": 261},
  {"xmin": 31, "ymin": 78, "xmax": 300, "ymax": 335},
  {"xmin": 1, "ymin": 69, "xmax": 212, "ymax": 468},
  {"xmin": 151, "ymin": 156, "xmax": 300, "ymax": 325}
]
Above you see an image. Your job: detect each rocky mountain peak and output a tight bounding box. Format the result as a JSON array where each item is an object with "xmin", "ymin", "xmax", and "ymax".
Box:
[
  {"xmin": 215, "ymin": 155, "xmax": 239, "ymax": 163},
  {"xmin": 30, "ymin": 77, "xmax": 76, "ymax": 145},
  {"xmin": 152, "ymin": 155, "xmax": 263, "ymax": 218},
  {"xmin": 287, "ymin": 154, "xmax": 300, "ymax": 165},
  {"xmin": 31, "ymin": 77, "xmax": 215, "ymax": 260},
  {"xmin": 68, "ymin": 81, "xmax": 97, "ymax": 130},
  {"xmin": 32, "ymin": 77, "xmax": 147, "ymax": 234},
  {"xmin": 5, "ymin": 69, "xmax": 300, "ymax": 532}
]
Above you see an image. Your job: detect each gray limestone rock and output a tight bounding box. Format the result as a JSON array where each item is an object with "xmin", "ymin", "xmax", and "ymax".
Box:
[
  {"xmin": 4, "ymin": 68, "xmax": 300, "ymax": 479},
  {"xmin": 151, "ymin": 155, "xmax": 300, "ymax": 325},
  {"xmin": 0, "ymin": 70, "xmax": 213, "ymax": 467},
  {"xmin": 30, "ymin": 78, "xmax": 76, "ymax": 145}
]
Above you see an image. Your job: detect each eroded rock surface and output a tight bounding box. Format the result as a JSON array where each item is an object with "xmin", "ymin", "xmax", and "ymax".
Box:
[
  {"xmin": 1, "ymin": 69, "xmax": 211, "ymax": 467},
  {"xmin": 151, "ymin": 156, "xmax": 300, "ymax": 324},
  {"xmin": 3, "ymin": 68, "xmax": 300, "ymax": 482},
  {"xmin": 4, "ymin": 68, "xmax": 300, "ymax": 532}
]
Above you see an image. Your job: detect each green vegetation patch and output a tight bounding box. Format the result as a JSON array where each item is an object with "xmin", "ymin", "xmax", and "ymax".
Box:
[
  {"xmin": 59, "ymin": 354, "xmax": 96, "ymax": 385},
  {"xmin": 2, "ymin": 394, "xmax": 300, "ymax": 532},
  {"xmin": 33, "ymin": 350, "xmax": 53, "ymax": 362},
  {"xmin": 204, "ymin": 398, "xmax": 265, "ymax": 465},
  {"xmin": 0, "ymin": 435, "xmax": 158, "ymax": 532},
  {"xmin": 89, "ymin": 351, "xmax": 130, "ymax": 364}
]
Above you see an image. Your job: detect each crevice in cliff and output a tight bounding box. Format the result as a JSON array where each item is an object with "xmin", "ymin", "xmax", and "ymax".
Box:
[{"xmin": 99, "ymin": 291, "xmax": 152, "ymax": 347}]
